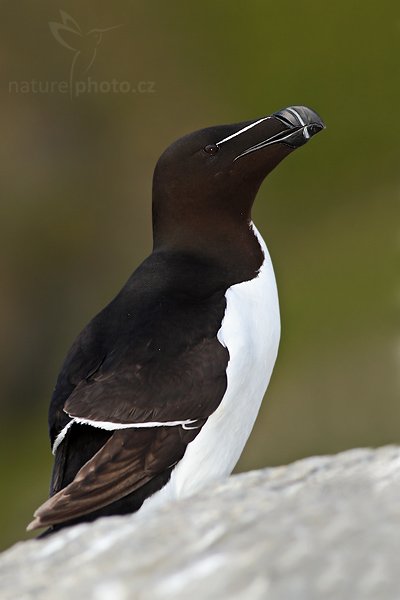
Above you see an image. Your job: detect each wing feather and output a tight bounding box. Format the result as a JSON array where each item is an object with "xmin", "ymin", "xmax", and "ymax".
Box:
[
  {"xmin": 29, "ymin": 425, "xmax": 200, "ymax": 530},
  {"xmin": 31, "ymin": 253, "xmax": 231, "ymax": 531}
]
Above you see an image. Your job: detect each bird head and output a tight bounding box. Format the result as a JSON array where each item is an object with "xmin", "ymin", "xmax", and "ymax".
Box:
[{"xmin": 152, "ymin": 106, "xmax": 325, "ymax": 253}]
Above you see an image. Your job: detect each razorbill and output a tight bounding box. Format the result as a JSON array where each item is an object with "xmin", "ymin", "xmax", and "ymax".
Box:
[{"xmin": 27, "ymin": 105, "xmax": 324, "ymax": 533}]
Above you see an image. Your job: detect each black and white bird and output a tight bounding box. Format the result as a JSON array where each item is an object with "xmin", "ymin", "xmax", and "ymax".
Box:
[{"xmin": 28, "ymin": 105, "xmax": 324, "ymax": 533}]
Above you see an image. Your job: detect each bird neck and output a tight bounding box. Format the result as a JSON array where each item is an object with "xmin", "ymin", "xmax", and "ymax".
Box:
[{"xmin": 152, "ymin": 206, "xmax": 263, "ymax": 283}]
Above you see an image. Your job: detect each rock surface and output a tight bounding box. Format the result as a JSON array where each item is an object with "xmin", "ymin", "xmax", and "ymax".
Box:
[{"xmin": 1, "ymin": 446, "xmax": 400, "ymax": 600}]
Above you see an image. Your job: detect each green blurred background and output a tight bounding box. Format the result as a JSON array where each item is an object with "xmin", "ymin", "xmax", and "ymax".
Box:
[{"xmin": 1, "ymin": 0, "xmax": 398, "ymax": 550}]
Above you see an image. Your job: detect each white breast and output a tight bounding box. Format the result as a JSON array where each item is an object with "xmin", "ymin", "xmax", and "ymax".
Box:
[{"xmin": 142, "ymin": 223, "xmax": 280, "ymax": 509}]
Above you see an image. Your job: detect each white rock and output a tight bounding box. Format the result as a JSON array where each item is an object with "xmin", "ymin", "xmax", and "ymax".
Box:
[{"xmin": 1, "ymin": 446, "xmax": 400, "ymax": 600}]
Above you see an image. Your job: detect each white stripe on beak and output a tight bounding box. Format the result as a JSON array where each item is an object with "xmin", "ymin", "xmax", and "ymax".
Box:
[
  {"xmin": 216, "ymin": 117, "xmax": 272, "ymax": 147},
  {"xmin": 286, "ymin": 107, "xmax": 311, "ymax": 139},
  {"xmin": 285, "ymin": 107, "xmax": 306, "ymax": 127}
]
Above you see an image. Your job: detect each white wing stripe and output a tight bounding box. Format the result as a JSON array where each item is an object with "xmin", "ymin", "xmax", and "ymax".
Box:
[
  {"xmin": 52, "ymin": 420, "xmax": 74, "ymax": 455},
  {"xmin": 51, "ymin": 413, "xmax": 202, "ymax": 454},
  {"xmin": 70, "ymin": 415, "xmax": 198, "ymax": 430},
  {"xmin": 52, "ymin": 414, "xmax": 199, "ymax": 453}
]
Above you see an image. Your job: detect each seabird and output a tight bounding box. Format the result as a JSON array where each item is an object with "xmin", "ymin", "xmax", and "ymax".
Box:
[{"xmin": 27, "ymin": 105, "xmax": 324, "ymax": 533}]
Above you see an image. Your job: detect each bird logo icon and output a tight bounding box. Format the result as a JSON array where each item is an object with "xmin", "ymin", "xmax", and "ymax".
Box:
[{"xmin": 49, "ymin": 11, "xmax": 120, "ymax": 97}]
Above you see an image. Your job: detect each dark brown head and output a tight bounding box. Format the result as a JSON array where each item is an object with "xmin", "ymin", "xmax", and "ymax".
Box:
[{"xmin": 152, "ymin": 106, "xmax": 325, "ymax": 256}]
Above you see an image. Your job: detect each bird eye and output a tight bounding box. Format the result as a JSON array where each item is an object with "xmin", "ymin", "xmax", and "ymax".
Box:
[{"xmin": 203, "ymin": 144, "xmax": 219, "ymax": 155}]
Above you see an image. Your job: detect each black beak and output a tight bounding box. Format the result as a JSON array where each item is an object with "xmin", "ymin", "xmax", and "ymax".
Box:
[
  {"xmin": 273, "ymin": 106, "xmax": 325, "ymax": 147},
  {"xmin": 234, "ymin": 105, "xmax": 325, "ymax": 160}
]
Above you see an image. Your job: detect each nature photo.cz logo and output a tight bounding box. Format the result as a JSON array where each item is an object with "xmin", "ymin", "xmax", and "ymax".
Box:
[{"xmin": 8, "ymin": 10, "xmax": 155, "ymax": 98}]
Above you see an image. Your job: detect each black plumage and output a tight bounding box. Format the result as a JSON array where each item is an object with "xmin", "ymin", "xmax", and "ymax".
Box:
[{"xmin": 28, "ymin": 106, "xmax": 324, "ymax": 532}]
